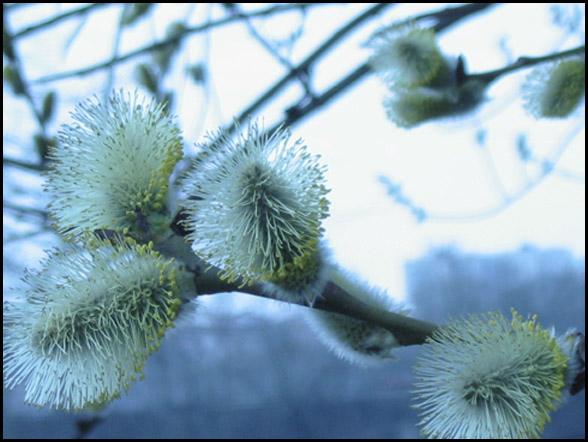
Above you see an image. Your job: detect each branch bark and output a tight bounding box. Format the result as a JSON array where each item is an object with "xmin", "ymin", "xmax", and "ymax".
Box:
[{"xmin": 194, "ymin": 260, "xmax": 439, "ymax": 347}]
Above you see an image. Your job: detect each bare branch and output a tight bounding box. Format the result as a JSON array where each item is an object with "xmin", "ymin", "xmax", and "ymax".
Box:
[
  {"xmin": 263, "ymin": 3, "xmax": 496, "ymax": 135},
  {"xmin": 223, "ymin": 3, "xmax": 395, "ymax": 138},
  {"xmin": 32, "ymin": 3, "xmax": 333, "ymax": 84},
  {"xmin": 3, "ymin": 200, "xmax": 49, "ymax": 221},
  {"xmin": 3, "ymin": 156, "xmax": 44, "ymax": 172},
  {"xmin": 195, "ymin": 258, "xmax": 439, "ymax": 347},
  {"xmin": 469, "ymin": 44, "xmax": 586, "ymax": 84},
  {"xmin": 11, "ymin": 3, "xmax": 110, "ymax": 39}
]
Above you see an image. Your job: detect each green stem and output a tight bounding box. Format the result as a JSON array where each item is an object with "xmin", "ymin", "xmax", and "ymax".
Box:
[
  {"xmin": 194, "ymin": 263, "xmax": 439, "ymax": 347},
  {"xmin": 156, "ymin": 230, "xmax": 440, "ymax": 346},
  {"xmin": 468, "ymin": 44, "xmax": 585, "ymax": 85},
  {"xmin": 315, "ymin": 282, "xmax": 439, "ymax": 346}
]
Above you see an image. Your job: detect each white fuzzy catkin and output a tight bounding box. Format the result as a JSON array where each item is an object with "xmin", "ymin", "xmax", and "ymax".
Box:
[
  {"xmin": 413, "ymin": 309, "xmax": 568, "ymax": 439},
  {"xmin": 383, "ymin": 79, "xmax": 487, "ymax": 128},
  {"xmin": 367, "ymin": 25, "xmax": 446, "ymax": 89},
  {"xmin": 182, "ymin": 121, "xmax": 329, "ymax": 302},
  {"xmin": 367, "ymin": 24, "xmax": 491, "ymax": 128},
  {"xmin": 47, "ymin": 90, "xmax": 183, "ymax": 241},
  {"xmin": 3, "ymin": 240, "xmax": 189, "ymax": 411},
  {"xmin": 522, "ymin": 58, "xmax": 585, "ymax": 119}
]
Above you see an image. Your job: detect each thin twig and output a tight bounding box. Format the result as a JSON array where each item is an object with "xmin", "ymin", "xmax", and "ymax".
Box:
[
  {"xmin": 3, "ymin": 21, "xmax": 50, "ymax": 167},
  {"xmin": 225, "ymin": 3, "xmax": 299, "ymax": 71},
  {"xmin": 223, "ymin": 3, "xmax": 394, "ymax": 138},
  {"xmin": 12, "ymin": 3, "xmax": 110, "ymax": 39},
  {"xmin": 266, "ymin": 62, "xmax": 371, "ymax": 135},
  {"xmin": 384, "ymin": 121, "xmax": 585, "ymax": 223},
  {"xmin": 3, "ymin": 200, "xmax": 49, "ymax": 221},
  {"xmin": 469, "ymin": 44, "xmax": 586, "ymax": 84},
  {"xmin": 31, "ymin": 3, "xmax": 331, "ymax": 84},
  {"xmin": 264, "ymin": 3, "xmax": 497, "ymax": 136},
  {"xmin": 3, "ymin": 156, "xmax": 44, "ymax": 172},
  {"xmin": 3, "ymin": 229, "xmax": 51, "ymax": 244},
  {"xmin": 269, "ymin": 21, "xmax": 582, "ymax": 141},
  {"xmin": 478, "ymin": 143, "xmax": 510, "ymax": 200},
  {"xmin": 227, "ymin": 2, "xmax": 315, "ymax": 100},
  {"xmin": 102, "ymin": 6, "xmax": 126, "ymax": 100}
]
